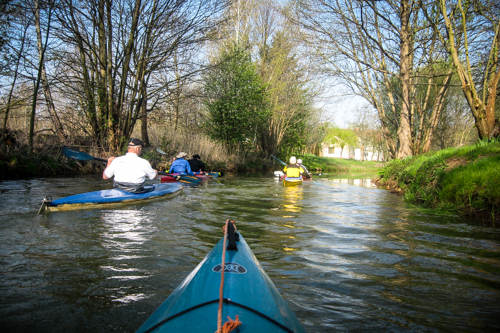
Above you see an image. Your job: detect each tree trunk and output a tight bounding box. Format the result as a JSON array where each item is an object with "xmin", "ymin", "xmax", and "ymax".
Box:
[
  {"xmin": 439, "ymin": 0, "xmax": 500, "ymax": 140},
  {"xmin": 97, "ymin": 0, "xmax": 110, "ymax": 148},
  {"xmin": 373, "ymin": 98, "xmax": 397, "ymax": 159},
  {"xmin": 3, "ymin": 24, "xmax": 27, "ymax": 132},
  {"xmin": 65, "ymin": 2, "xmax": 101, "ymax": 143},
  {"xmin": 421, "ymin": 70, "xmax": 453, "ymax": 153},
  {"xmin": 140, "ymin": 82, "xmax": 150, "ymax": 147},
  {"xmin": 35, "ymin": 0, "xmax": 65, "ymax": 142},
  {"xmin": 116, "ymin": 0, "xmax": 142, "ymax": 149},
  {"xmin": 397, "ymin": 0, "xmax": 413, "ymax": 159}
]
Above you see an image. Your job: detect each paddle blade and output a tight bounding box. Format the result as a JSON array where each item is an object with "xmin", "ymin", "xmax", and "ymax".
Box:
[
  {"xmin": 176, "ymin": 175, "xmax": 202, "ymax": 185},
  {"xmin": 62, "ymin": 147, "xmax": 95, "ymax": 161},
  {"xmin": 156, "ymin": 148, "xmax": 167, "ymax": 155}
]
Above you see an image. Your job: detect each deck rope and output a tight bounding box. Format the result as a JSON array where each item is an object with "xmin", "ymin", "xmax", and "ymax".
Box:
[
  {"xmin": 219, "ymin": 315, "xmax": 241, "ymax": 333},
  {"xmin": 216, "ymin": 220, "xmax": 241, "ymax": 333}
]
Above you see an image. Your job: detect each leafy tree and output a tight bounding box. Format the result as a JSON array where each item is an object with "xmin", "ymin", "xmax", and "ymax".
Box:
[
  {"xmin": 203, "ymin": 44, "xmax": 269, "ymax": 153},
  {"xmin": 258, "ymin": 29, "xmax": 316, "ymax": 157},
  {"xmin": 323, "ymin": 125, "xmax": 358, "ymax": 158}
]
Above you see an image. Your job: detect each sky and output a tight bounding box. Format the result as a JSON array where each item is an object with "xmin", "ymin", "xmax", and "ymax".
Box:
[{"xmin": 317, "ymin": 95, "xmax": 370, "ymax": 128}]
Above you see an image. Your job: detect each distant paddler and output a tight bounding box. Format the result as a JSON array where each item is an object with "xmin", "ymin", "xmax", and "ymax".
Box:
[
  {"xmin": 169, "ymin": 152, "xmax": 195, "ymax": 176},
  {"xmin": 187, "ymin": 154, "xmax": 206, "ymax": 174},
  {"xmin": 283, "ymin": 156, "xmax": 304, "ymax": 178},
  {"xmin": 297, "ymin": 158, "xmax": 311, "ymax": 179},
  {"xmin": 103, "ymin": 138, "xmax": 158, "ymax": 193}
]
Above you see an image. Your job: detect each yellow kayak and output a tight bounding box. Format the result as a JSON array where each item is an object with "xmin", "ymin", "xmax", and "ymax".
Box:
[{"xmin": 282, "ymin": 177, "xmax": 303, "ymax": 186}]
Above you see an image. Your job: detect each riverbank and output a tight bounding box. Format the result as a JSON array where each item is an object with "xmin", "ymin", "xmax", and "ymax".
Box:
[
  {"xmin": 0, "ymin": 141, "xmax": 382, "ymax": 180},
  {"xmin": 293, "ymin": 153, "xmax": 382, "ymax": 173},
  {"xmin": 374, "ymin": 141, "xmax": 500, "ymax": 225}
]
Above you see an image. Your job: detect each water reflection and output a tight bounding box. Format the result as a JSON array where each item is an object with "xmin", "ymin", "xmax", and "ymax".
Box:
[
  {"xmin": 282, "ymin": 185, "xmax": 304, "ymax": 214},
  {"xmin": 329, "ymin": 178, "xmax": 378, "ymax": 188},
  {"xmin": 100, "ymin": 209, "xmax": 155, "ymax": 254},
  {"xmin": 98, "ymin": 210, "xmax": 156, "ymax": 303}
]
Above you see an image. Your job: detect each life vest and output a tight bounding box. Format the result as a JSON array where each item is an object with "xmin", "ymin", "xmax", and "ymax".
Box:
[{"xmin": 283, "ymin": 164, "xmax": 303, "ymax": 178}]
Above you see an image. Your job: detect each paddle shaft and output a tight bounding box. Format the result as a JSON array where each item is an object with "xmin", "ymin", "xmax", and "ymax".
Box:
[{"xmin": 271, "ymin": 155, "xmax": 286, "ymax": 166}]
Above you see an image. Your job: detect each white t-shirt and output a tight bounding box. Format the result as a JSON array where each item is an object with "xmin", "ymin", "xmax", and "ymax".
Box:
[{"xmin": 103, "ymin": 153, "xmax": 156, "ymax": 183}]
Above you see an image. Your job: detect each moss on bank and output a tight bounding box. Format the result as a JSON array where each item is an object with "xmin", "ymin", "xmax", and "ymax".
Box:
[{"xmin": 375, "ymin": 141, "xmax": 500, "ymax": 224}]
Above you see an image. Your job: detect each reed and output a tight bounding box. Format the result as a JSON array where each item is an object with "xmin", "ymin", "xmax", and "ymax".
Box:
[{"xmin": 142, "ymin": 126, "xmax": 258, "ymax": 172}]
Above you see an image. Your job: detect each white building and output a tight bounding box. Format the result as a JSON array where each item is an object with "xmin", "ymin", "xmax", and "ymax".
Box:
[{"xmin": 320, "ymin": 143, "xmax": 383, "ymax": 161}]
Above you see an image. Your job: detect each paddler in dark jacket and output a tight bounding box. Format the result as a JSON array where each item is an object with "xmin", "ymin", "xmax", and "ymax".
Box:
[
  {"xmin": 169, "ymin": 152, "xmax": 195, "ymax": 175},
  {"xmin": 187, "ymin": 154, "xmax": 206, "ymax": 174},
  {"xmin": 283, "ymin": 156, "xmax": 304, "ymax": 178}
]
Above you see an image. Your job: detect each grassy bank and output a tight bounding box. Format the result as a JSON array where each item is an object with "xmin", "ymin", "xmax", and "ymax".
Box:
[
  {"xmin": 375, "ymin": 141, "xmax": 500, "ymax": 224},
  {"xmin": 284, "ymin": 153, "xmax": 382, "ymax": 173}
]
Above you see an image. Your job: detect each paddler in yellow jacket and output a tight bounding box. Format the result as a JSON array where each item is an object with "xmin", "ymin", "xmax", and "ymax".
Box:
[{"xmin": 283, "ymin": 156, "xmax": 304, "ymax": 178}]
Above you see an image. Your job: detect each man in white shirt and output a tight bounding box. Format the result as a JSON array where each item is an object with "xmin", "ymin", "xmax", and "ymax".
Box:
[{"xmin": 103, "ymin": 138, "xmax": 158, "ymax": 193}]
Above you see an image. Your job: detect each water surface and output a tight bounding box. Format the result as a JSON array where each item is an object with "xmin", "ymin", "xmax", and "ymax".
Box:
[{"xmin": 0, "ymin": 175, "xmax": 499, "ymax": 332}]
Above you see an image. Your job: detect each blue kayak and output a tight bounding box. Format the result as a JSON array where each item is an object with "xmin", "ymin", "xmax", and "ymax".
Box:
[
  {"xmin": 40, "ymin": 183, "xmax": 183, "ymax": 212},
  {"xmin": 136, "ymin": 230, "xmax": 306, "ymax": 333},
  {"xmin": 208, "ymin": 171, "xmax": 221, "ymax": 178}
]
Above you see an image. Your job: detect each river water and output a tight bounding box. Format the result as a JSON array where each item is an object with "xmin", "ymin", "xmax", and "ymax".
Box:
[{"xmin": 0, "ymin": 175, "xmax": 499, "ymax": 332}]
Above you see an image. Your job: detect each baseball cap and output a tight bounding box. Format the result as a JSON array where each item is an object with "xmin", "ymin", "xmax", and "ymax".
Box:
[{"xmin": 128, "ymin": 138, "xmax": 143, "ymax": 147}]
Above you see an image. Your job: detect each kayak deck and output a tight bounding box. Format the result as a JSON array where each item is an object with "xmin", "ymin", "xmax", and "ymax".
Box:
[
  {"xmin": 136, "ymin": 232, "xmax": 306, "ymax": 333},
  {"xmin": 160, "ymin": 174, "xmax": 209, "ymax": 183},
  {"xmin": 44, "ymin": 183, "xmax": 183, "ymax": 212}
]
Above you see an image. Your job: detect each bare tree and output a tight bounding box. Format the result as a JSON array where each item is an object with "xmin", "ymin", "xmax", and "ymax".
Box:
[
  {"xmin": 289, "ymin": 0, "xmax": 456, "ymax": 159},
  {"xmin": 33, "ymin": 0, "xmax": 65, "ymax": 143},
  {"xmin": 54, "ymin": 0, "xmax": 228, "ymax": 150},
  {"xmin": 423, "ymin": 0, "xmax": 500, "ymax": 140},
  {"xmin": 2, "ymin": 8, "xmax": 29, "ymax": 133}
]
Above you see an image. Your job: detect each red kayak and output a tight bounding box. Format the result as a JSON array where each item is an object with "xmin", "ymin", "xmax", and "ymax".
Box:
[{"xmin": 161, "ymin": 173, "xmax": 209, "ymax": 183}]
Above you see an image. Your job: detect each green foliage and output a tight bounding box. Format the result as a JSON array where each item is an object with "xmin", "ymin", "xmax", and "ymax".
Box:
[
  {"xmin": 203, "ymin": 44, "xmax": 269, "ymax": 153},
  {"xmin": 377, "ymin": 141, "xmax": 500, "ymax": 221},
  {"xmin": 278, "ymin": 114, "xmax": 309, "ymax": 155},
  {"xmin": 323, "ymin": 126, "xmax": 358, "ymax": 149},
  {"xmin": 256, "ymin": 29, "xmax": 319, "ymax": 157}
]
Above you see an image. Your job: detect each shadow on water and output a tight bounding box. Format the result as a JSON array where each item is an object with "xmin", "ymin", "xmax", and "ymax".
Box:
[{"xmin": 0, "ymin": 175, "xmax": 499, "ymax": 332}]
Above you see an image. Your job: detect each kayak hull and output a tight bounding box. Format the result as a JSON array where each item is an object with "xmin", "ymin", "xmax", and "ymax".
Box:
[
  {"xmin": 160, "ymin": 174, "xmax": 208, "ymax": 183},
  {"xmin": 46, "ymin": 183, "xmax": 183, "ymax": 212},
  {"xmin": 208, "ymin": 171, "xmax": 221, "ymax": 178},
  {"xmin": 282, "ymin": 177, "xmax": 303, "ymax": 186},
  {"xmin": 136, "ymin": 234, "xmax": 306, "ymax": 333}
]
